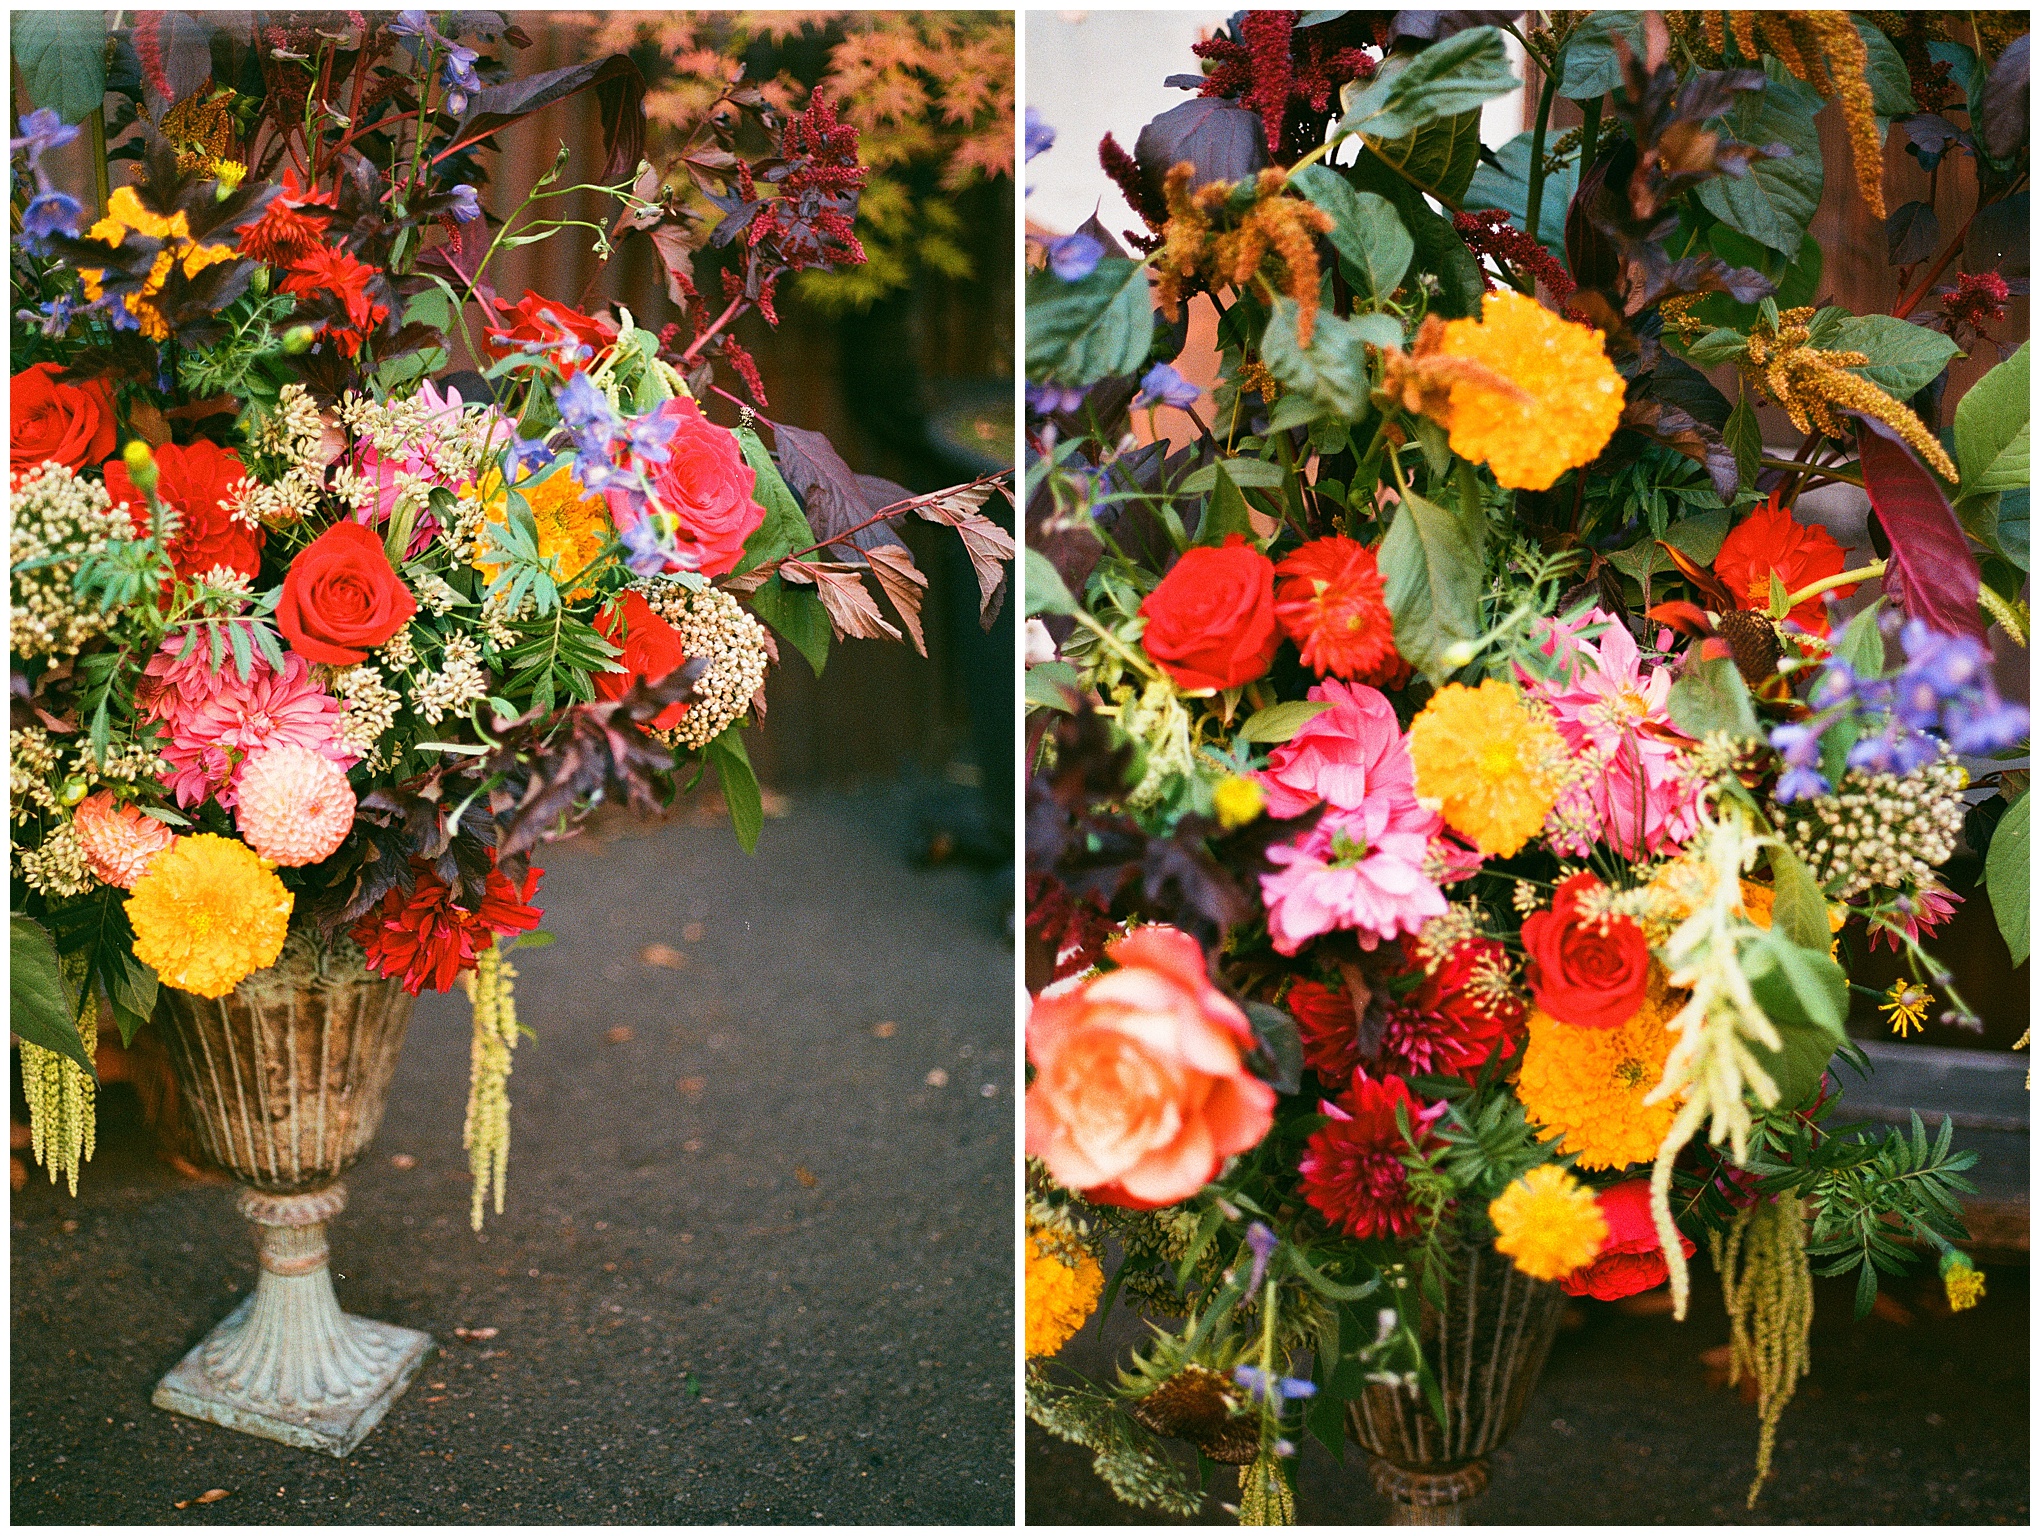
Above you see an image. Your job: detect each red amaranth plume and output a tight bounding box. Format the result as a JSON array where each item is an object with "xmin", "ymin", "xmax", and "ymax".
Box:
[
  {"xmin": 1239, "ymin": 11, "xmax": 1297, "ymax": 156},
  {"xmin": 1454, "ymin": 208, "xmax": 1577, "ymax": 302},
  {"xmin": 1190, "ymin": 13, "xmax": 1376, "ymax": 160},
  {"xmin": 1100, "ymin": 131, "xmax": 1167, "ymax": 238}
]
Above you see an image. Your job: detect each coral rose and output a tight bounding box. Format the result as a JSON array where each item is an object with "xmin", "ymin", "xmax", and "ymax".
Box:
[
  {"xmin": 11, "ymin": 362, "xmax": 116, "ymax": 479},
  {"xmin": 103, "ymin": 438, "xmax": 264, "ymax": 583},
  {"xmin": 1520, "ymin": 872, "xmax": 1650, "ymax": 1030},
  {"xmin": 276, "ymin": 520, "xmax": 418, "ymax": 664},
  {"xmin": 1025, "ymin": 925, "xmax": 1275, "ymax": 1207},
  {"xmin": 607, "ymin": 397, "xmax": 768, "ymax": 578},
  {"xmin": 1560, "ymin": 1178, "xmax": 1697, "ymax": 1300},
  {"xmin": 594, "ymin": 591, "xmax": 694, "ymax": 730},
  {"xmin": 1137, "ymin": 535, "xmax": 1279, "ymax": 692}
]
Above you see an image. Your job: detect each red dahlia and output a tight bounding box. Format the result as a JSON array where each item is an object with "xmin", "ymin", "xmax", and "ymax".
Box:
[
  {"xmin": 1298, "ymin": 1072, "xmax": 1436, "ymax": 1241},
  {"xmin": 352, "ymin": 856, "xmax": 544, "ymax": 995},
  {"xmin": 280, "ymin": 246, "xmax": 390, "ymax": 357},
  {"xmin": 1289, "ymin": 976, "xmax": 1364, "ymax": 1083},
  {"xmin": 238, "ymin": 170, "xmax": 336, "ymax": 267},
  {"xmin": 103, "ymin": 438, "xmax": 263, "ymax": 583},
  {"xmin": 1378, "ymin": 938, "xmax": 1527, "ymax": 1082},
  {"xmin": 1273, "ymin": 535, "xmax": 1407, "ymax": 686},
  {"xmin": 1711, "ymin": 495, "xmax": 1854, "ymax": 636}
]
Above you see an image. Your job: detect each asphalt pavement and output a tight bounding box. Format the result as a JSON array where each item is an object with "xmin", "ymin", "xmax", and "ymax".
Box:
[
  {"xmin": 12, "ymin": 785, "xmax": 1016, "ymax": 1524},
  {"xmin": 1028, "ymin": 1264, "xmax": 2028, "ymax": 1524}
]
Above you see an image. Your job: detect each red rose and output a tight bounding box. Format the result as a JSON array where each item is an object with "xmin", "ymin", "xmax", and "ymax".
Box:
[
  {"xmin": 276, "ymin": 521, "xmax": 418, "ymax": 665},
  {"xmin": 482, "ymin": 289, "xmax": 618, "ymax": 377},
  {"xmin": 1561, "ymin": 1179, "xmax": 1696, "ymax": 1300},
  {"xmin": 1520, "ymin": 872, "xmax": 1650, "ymax": 1030},
  {"xmin": 103, "ymin": 439, "xmax": 264, "ymax": 583},
  {"xmin": 1138, "ymin": 535, "xmax": 1279, "ymax": 691},
  {"xmin": 595, "ymin": 591, "xmax": 693, "ymax": 730},
  {"xmin": 609, "ymin": 397, "xmax": 768, "ymax": 579},
  {"xmin": 12, "ymin": 362, "xmax": 117, "ymax": 479}
]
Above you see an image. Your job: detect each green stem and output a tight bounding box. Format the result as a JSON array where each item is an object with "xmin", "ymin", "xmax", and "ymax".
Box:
[
  {"xmin": 1760, "ymin": 455, "xmax": 1861, "ymax": 487},
  {"xmin": 1525, "ymin": 48, "xmax": 1564, "ymax": 247},
  {"xmin": 1577, "ymin": 94, "xmax": 1602, "ymax": 175},
  {"xmin": 87, "ymin": 107, "xmax": 109, "ymax": 216},
  {"xmin": 1784, "ymin": 561, "xmax": 1885, "ymax": 609}
]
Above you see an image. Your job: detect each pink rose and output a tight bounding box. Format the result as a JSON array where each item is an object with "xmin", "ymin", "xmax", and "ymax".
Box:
[
  {"xmin": 607, "ymin": 396, "xmax": 767, "ymax": 578},
  {"xmin": 1258, "ymin": 678, "xmax": 1416, "ymax": 818},
  {"xmin": 1026, "ymin": 925, "xmax": 1275, "ymax": 1208}
]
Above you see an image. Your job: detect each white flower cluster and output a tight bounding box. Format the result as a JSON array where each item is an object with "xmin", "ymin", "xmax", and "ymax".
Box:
[
  {"xmin": 1782, "ymin": 751, "xmax": 1967, "ymax": 899},
  {"xmin": 633, "ymin": 581, "xmax": 773, "ymax": 751},
  {"xmin": 413, "ymin": 571, "xmax": 464, "ymax": 616},
  {"xmin": 10, "ymin": 463, "xmax": 133, "ymax": 657},
  {"xmin": 11, "ymin": 727, "xmax": 62, "ymax": 822},
  {"xmin": 74, "ymin": 738, "xmax": 167, "ymax": 787},
  {"xmin": 412, "ymin": 633, "xmax": 491, "ymax": 725},
  {"xmin": 236, "ymin": 383, "xmax": 328, "ymax": 527},
  {"xmin": 18, "ymin": 817, "xmax": 94, "ymax": 897},
  {"xmin": 332, "ymin": 663, "xmax": 402, "ymax": 766}
]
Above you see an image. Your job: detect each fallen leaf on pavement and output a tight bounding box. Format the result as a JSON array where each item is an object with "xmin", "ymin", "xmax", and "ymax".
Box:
[
  {"xmin": 605, "ymin": 1026, "xmax": 635, "ymax": 1044},
  {"xmin": 640, "ymin": 945, "xmax": 688, "ymax": 970},
  {"xmin": 453, "ymin": 1326, "xmax": 500, "ymax": 1341},
  {"xmin": 871, "ymin": 1021, "xmax": 898, "ymax": 1038},
  {"xmin": 925, "ymin": 1068, "xmax": 949, "ymax": 1088},
  {"xmin": 794, "ymin": 1166, "xmax": 819, "ymax": 1188},
  {"xmin": 173, "ymin": 1489, "xmax": 231, "ymax": 1508},
  {"xmin": 389, "ymin": 1153, "xmax": 417, "ymax": 1170}
]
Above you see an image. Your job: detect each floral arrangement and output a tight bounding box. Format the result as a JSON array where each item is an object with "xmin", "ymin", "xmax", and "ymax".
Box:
[
  {"xmin": 10, "ymin": 11, "xmax": 1011, "ymax": 1220},
  {"xmin": 1022, "ymin": 10, "xmax": 2026, "ymax": 1521}
]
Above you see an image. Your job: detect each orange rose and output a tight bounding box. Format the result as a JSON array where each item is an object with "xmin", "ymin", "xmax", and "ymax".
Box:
[{"xmin": 1025, "ymin": 925, "xmax": 1275, "ymax": 1208}]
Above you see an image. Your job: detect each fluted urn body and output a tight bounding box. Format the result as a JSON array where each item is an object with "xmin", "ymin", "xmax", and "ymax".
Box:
[
  {"xmin": 1345, "ymin": 1229, "xmax": 1566, "ymax": 1525},
  {"xmin": 149, "ymin": 932, "xmax": 432, "ymax": 1456}
]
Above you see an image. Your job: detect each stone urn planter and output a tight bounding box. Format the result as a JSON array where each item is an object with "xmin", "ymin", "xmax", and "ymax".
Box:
[
  {"xmin": 148, "ymin": 932, "xmax": 432, "ymax": 1456},
  {"xmin": 1345, "ymin": 1229, "xmax": 1567, "ymax": 1525}
]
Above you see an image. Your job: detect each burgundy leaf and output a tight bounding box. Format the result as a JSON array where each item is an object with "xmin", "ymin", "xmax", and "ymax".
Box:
[
  {"xmin": 863, "ymin": 545, "xmax": 929, "ymax": 656},
  {"xmin": 1133, "ymin": 98, "xmax": 1269, "ymax": 209},
  {"xmin": 781, "ymin": 561, "xmax": 901, "ymax": 643},
  {"xmin": 1854, "ymin": 415, "xmax": 1984, "ymax": 640},
  {"xmin": 449, "ymin": 55, "xmax": 647, "ymax": 181},
  {"xmin": 764, "ymin": 419, "xmax": 912, "ymax": 557}
]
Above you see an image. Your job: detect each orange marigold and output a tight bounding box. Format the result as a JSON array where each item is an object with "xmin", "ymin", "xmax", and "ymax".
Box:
[
  {"xmin": 1406, "ymin": 679, "xmax": 1570, "ymax": 857},
  {"xmin": 1273, "ymin": 535, "xmax": 1406, "ymax": 685},
  {"xmin": 1517, "ymin": 970, "xmax": 1685, "ymax": 1171}
]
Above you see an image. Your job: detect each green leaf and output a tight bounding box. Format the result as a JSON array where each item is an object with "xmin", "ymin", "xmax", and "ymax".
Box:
[
  {"xmin": 1025, "ymin": 258, "xmax": 1155, "ymax": 385},
  {"xmin": 1667, "ymin": 655, "xmax": 1760, "ymax": 740},
  {"xmin": 1240, "ymin": 699, "xmax": 1336, "ymax": 743},
  {"xmin": 1855, "ymin": 18, "xmax": 1916, "ymax": 118},
  {"xmin": 1346, "ymin": 151, "xmax": 1486, "ymax": 317},
  {"xmin": 1833, "ymin": 598, "xmax": 1886, "ymax": 675},
  {"xmin": 1461, "ymin": 130, "xmax": 1576, "ymax": 255},
  {"xmin": 745, "ymin": 575, "xmax": 829, "ymax": 677},
  {"xmin": 1693, "ymin": 59, "xmax": 1824, "ymax": 258},
  {"xmin": 11, "ymin": 11, "xmax": 108, "ymax": 124},
  {"xmin": 1743, "ymin": 930, "xmax": 1849, "ymax": 1039},
  {"xmin": 1725, "ymin": 389, "xmax": 1763, "ymax": 494},
  {"xmin": 1336, "ymin": 27, "xmax": 1519, "ymax": 144},
  {"xmin": 1260, "ymin": 297, "xmax": 1375, "ymax": 420},
  {"xmin": 1366, "ymin": 106, "xmax": 1486, "ymax": 204},
  {"xmin": 1955, "ymin": 342, "xmax": 2030, "ymax": 498},
  {"xmin": 1824, "ymin": 315, "xmax": 1964, "ymax": 400},
  {"xmin": 10, "ymin": 914, "xmax": 92, "ymax": 1075},
  {"xmin": 1378, "ymin": 489, "xmax": 1482, "ymax": 683},
  {"xmin": 1025, "ymin": 661, "xmax": 1083, "ymax": 712},
  {"xmin": 1685, "ymin": 327, "xmax": 1749, "ymax": 365},
  {"xmin": 734, "ymin": 427, "xmax": 818, "ymax": 575},
  {"xmin": 1195, "ymin": 461, "xmax": 1258, "ymax": 547},
  {"xmin": 705, "ymin": 728, "xmax": 763, "ymax": 855},
  {"xmin": 1559, "ymin": 11, "xmax": 1647, "ymax": 100},
  {"xmin": 1984, "ymin": 790, "xmax": 2029, "ymax": 966},
  {"xmin": 1024, "ymin": 548, "xmax": 1077, "ymax": 617},
  {"xmin": 1764, "ymin": 843, "xmax": 1833, "ymax": 951},
  {"xmin": 1291, "ymin": 166, "xmax": 1414, "ymax": 305},
  {"xmin": 1178, "ymin": 457, "xmax": 1288, "ymax": 494}
]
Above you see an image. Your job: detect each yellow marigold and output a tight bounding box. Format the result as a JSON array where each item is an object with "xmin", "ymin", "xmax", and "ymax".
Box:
[
  {"xmin": 1025, "ymin": 1226, "xmax": 1105, "ymax": 1358},
  {"xmin": 1490, "ymin": 1164, "xmax": 1608, "ymax": 1281},
  {"xmin": 474, "ymin": 466, "xmax": 612, "ymax": 600},
  {"xmin": 1407, "ymin": 679, "xmax": 1569, "ymax": 857},
  {"xmin": 1942, "ymin": 1253, "xmax": 1985, "ymax": 1312},
  {"xmin": 1212, "ymin": 775, "xmax": 1264, "ymax": 830},
  {"xmin": 1518, "ymin": 970, "xmax": 1684, "ymax": 1171},
  {"xmin": 126, "ymin": 834, "xmax": 293, "ymax": 999},
  {"xmin": 1430, "ymin": 289, "xmax": 1626, "ymax": 491}
]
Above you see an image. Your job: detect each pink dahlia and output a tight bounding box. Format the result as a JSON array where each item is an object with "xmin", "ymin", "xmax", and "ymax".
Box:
[
  {"xmin": 140, "ymin": 639, "xmax": 355, "ymax": 810},
  {"xmin": 1299, "ymin": 1073, "xmax": 1440, "ymax": 1241},
  {"xmin": 1261, "ymin": 790, "xmax": 1446, "ymax": 956},
  {"xmin": 71, "ymin": 790, "xmax": 176, "ymax": 888},
  {"xmin": 1525, "ymin": 611, "xmax": 1703, "ymax": 858},
  {"xmin": 234, "ymin": 744, "xmax": 357, "ymax": 866},
  {"xmin": 1257, "ymin": 678, "xmax": 1416, "ymax": 819}
]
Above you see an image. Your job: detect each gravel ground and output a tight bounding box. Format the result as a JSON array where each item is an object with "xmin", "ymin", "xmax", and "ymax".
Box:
[
  {"xmin": 1028, "ymin": 1264, "xmax": 2028, "ymax": 1524},
  {"xmin": 12, "ymin": 787, "xmax": 1015, "ymax": 1525}
]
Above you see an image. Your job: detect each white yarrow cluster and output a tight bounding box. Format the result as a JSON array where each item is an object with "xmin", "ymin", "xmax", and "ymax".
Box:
[
  {"xmin": 412, "ymin": 633, "xmax": 492, "ymax": 725},
  {"xmin": 10, "ymin": 463, "xmax": 134, "ymax": 657},
  {"xmin": 1781, "ymin": 752, "xmax": 1966, "ymax": 899},
  {"xmin": 633, "ymin": 580, "xmax": 772, "ymax": 750}
]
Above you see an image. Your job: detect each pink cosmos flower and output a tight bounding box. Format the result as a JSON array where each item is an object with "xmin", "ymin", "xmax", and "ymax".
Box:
[
  {"xmin": 1261, "ymin": 789, "xmax": 1447, "ymax": 956},
  {"xmin": 1870, "ymin": 882, "xmax": 1961, "ymax": 951},
  {"xmin": 140, "ymin": 638, "xmax": 356, "ymax": 809},
  {"xmin": 1258, "ymin": 678, "xmax": 1416, "ymax": 818},
  {"xmin": 1525, "ymin": 611, "xmax": 1703, "ymax": 858}
]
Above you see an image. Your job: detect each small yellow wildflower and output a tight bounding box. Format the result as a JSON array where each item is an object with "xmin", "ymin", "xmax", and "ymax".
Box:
[
  {"xmin": 1941, "ymin": 1252, "xmax": 1985, "ymax": 1312},
  {"xmin": 1490, "ymin": 1164, "xmax": 1607, "ymax": 1281},
  {"xmin": 1406, "ymin": 679, "xmax": 1569, "ymax": 857},
  {"xmin": 1025, "ymin": 1225, "xmax": 1105, "ymax": 1358},
  {"xmin": 126, "ymin": 834, "xmax": 293, "ymax": 998},
  {"xmin": 1882, "ymin": 979, "xmax": 1933, "ymax": 1038},
  {"xmin": 1212, "ymin": 775, "xmax": 1264, "ymax": 830}
]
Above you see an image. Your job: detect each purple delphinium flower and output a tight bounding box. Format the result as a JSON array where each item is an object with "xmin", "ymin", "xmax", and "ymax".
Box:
[
  {"xmin": 446, "ymin": 183, "xmax": 482, "ymax": 223},
  {"xmin": 1134, "ymin": 362, "xmax": 1200, "ymax": 411},
  {"xmin": 388, "ymin": 10, "xmax": 433, "ymax": 37},
  {"xmin": 1025, "ymin": 107, "xmax": 1055, "ymax": 163},
  {"xmin": 18, "ymin": 189, "xmax": 82, "ymax": 254},
  {"xmin": 1027, "ymin": 381, "xmax": 1088, "ymax": 417},
  {"xmin": 1243, "ymin": 1221, "xmax": 1278, "ymax": 1294},
  {"xmin": 442, "ymin": 44, "xmax": 482, "ymax": 115},
  {"xmin": 11, "ymin": 108, "xmax": 80, "ymax": 160},
  {"xmin": 1232, "ymin": 1366, "xmax": 1317, "ymax": 1403},
  {"xmin": 1943, "ymin": 687, "xmax": 2030, "ymax": 754},
  {"xmin": 1046, "ymin": 231, "xmax": 1103, "ymax": 282},
  {"xmin": 1767, "ymin": 722, "xmax": 1829, "ymax": 803}
]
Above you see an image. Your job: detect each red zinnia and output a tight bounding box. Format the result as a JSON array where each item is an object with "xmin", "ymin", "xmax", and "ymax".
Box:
[
  {"xmin": 1273, "ymin": 535, "xmax": 1407, "ymax": 686},
  {"xmin": 351, "ymin": 856, "xmax": 544, "ymax": 995},
  {"xmin": 1711, "ymin": 496, "xmax": 1855, "ymax": 636},
  {"xmin": 483, "ymin": 290, "xmax": 619, "ymax": 378},
  {"xmin": 1298, "ymin": 1072, "xmax": 1436, "ymax": 1241},
  {"xmin": 103, "ymin": 438, "xmax": 263, "ymax": 583},
  {"xmin": 279, "ymin": 246, "xmax": 389, "ymax": 357},
  {"xmin": 1378, "ymin": 937, "xmax": 1527, "ymax": 1082}
]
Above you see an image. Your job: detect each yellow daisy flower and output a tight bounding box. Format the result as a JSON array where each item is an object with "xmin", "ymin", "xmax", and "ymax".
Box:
[
  {"xmin": 1431, "ymin": 289, "xmax": 1626, "ymax": 491},
  {"xmin": 1517, "ymin": 971, "xmax": 1684, "ymax": 1171},
  {"xmin": 126, "ymin": 835, "xmax": 293, "ymax": 999},
  {"xmin": 1490, "ymin": 1164, "xmax": 1607, "ymax": 1281},
  {"xmin": 1406, "ymin": 679, "xmax": 1569, "ymax": 857},
  {"xmin": 1025, "ymin": 1224, "xmax": 1105, "ymax": 1358}
]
